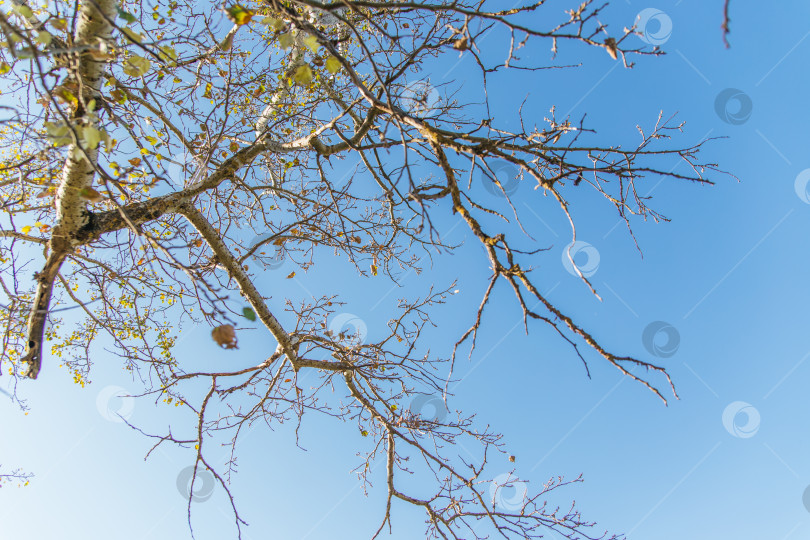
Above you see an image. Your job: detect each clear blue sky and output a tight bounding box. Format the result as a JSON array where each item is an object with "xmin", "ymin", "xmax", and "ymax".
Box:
[{"xmin": 3, "ymin": 1, "xmax": 810, "ymax": 539}]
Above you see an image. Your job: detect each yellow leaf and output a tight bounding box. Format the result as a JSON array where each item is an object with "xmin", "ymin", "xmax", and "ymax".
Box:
[
  {"xmin": 54, "ymin": 86, "xmax": 77, "ymax": 106},
  {"xmin": 293, "ymin": 64, "xmax": 313, "ymax": 86},
  {"xmin": 286, "ymin": 271, "xmax": 296, "ymax": 279},
  {"xmin": 21, "ymin": 225, "xmax": 32, "ymax": 235},
  {"xmin": 226, "ymin": 4, "xmax": 254, "ymax": 26},
  {"xmin": 303, "ymin": 34, "xmax": 319, "ymax": 53},
  {"xmin": 325, "ymin": 56, "xmax": 341, "ymax": 74},
  {"xmin": 50, "ymin": 19, "xmax": 68, "ymax": 31},
  {"xmin": 203, "ymin": 82, "xmax": 212, "ymax": 98},
  {"xmin": 0, "ymin": 62, "xmax": 9, "ymax": 75},
  {"xmin": 371, "ymin": 264, "xmax": 378, "ymax": 276}
]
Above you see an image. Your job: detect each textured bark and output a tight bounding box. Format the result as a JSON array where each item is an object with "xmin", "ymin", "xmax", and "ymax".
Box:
[
  {"xmin": 179, "ymin": 206, "xmax": 299, "ymax": 366},
  {"xmin": 20, "ymin": 0, "xmax": 117, "ymax": 378}
]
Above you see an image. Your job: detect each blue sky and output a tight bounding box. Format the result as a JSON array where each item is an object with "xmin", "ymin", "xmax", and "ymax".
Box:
[{"xmin": 3, "ymin": 1, "xmax": 810, "ymax": 539}]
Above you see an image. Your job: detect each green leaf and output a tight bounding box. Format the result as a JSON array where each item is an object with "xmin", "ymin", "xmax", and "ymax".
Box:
[
  {"xmin": 123, "ymin": 55, "xmax": 151, "ymax": 77},
  {"xmin": 123, "ymin": 28, "xmax": 143, "ymax": 43},
  {"xmin": 82, "ymin": 126, "xmax": 101, "ymax": 149},
  {"xmin": 159, "ymin": 46, "xmax": 178, "ymax": 62},
  {"xmin": 242, "ymin": 307, "xmax": 257, "ymax": 322},
  {"xmin": 117, "ymin": 7, "xmax": 138, "ymax": 25},
  {"xmin": 279, "ymin": 32, "xmax": 294, "ymax": 49},
  {"xmin": 35, "ymin": 31, "xmax": 52, "ymax": 46},
  {"xmin": 226, "ymin": 4, "xmax": 254, "ymax": 26},
  {"xmin": 44, "ymin": 122, "xmax": 71, "ymax": 146},
  {"xmin": 13, "ymin": 4, "xmax": 34, "ymax": 18},
  {"xmin": 261, "ymin": 17, "xmax": 285, "ymax": 32}
]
